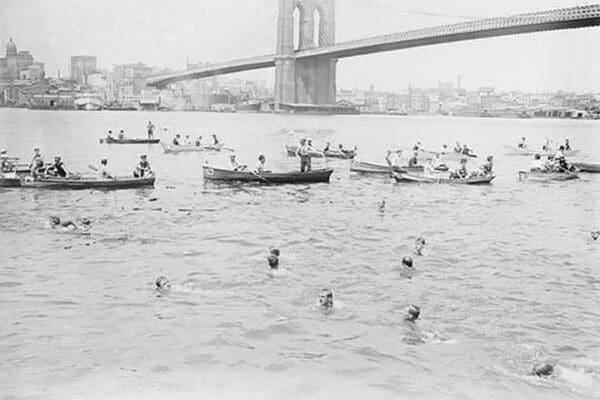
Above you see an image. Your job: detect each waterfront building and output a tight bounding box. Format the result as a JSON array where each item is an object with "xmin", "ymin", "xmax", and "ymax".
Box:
[{"xmin": 70, "ymin": 55, "xmax": 97, "ymax": 85}]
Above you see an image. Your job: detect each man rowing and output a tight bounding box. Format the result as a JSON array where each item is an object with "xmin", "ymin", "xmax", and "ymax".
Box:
[
  {"xmin": 46, "ymin": 156, "xmax": 68, "ymax": 178},
  {"xmin": 479, "ymin": 155, "xmax": 494, "ymax": 175},
  {"xmin": 98, "ymin": 158, "xmax": 114, "ymax": 179},
  {"xmin": 133, "ymin": 154, "xmax": 152, "ymax": 178},
  {"xmin": 296, "ymin": 139, "xmax": 312, "ymax": 172},
  {"xmin": 450, "ymin": 158, "xmax": 469, "ymax": 179},
  {"xmin": 229, "ymin": 154, "xmax": 246, "ymax": 171}
]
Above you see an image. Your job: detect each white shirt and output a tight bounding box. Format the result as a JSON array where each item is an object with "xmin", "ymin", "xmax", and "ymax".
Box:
[
  {"xmin": 530, "ymin": 159, "xmax": 545, "ymax": 171},
  {"xmin": 255, "ymin": 161, "xmax": 266, "ymax": 172}
]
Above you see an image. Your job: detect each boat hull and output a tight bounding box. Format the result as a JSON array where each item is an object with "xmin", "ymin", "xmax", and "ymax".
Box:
[
  {"xmin": 286, "ymin": 145, "xmax": 324, "ymax": 158},
  {"xmin": 0, "ymin": 177, "xmax": 21, "ymax": 187},
  {"xmin": 393, "ymin": 172, "xmax": 494, "ymax": 184},
  {"xmin": 101, "ymin": 137, "xmax": 160, "ymax": 144},
  {"xmin": 572, "ymin": 162, "xmax": 600, "ymax": 173},
  {"xmin": 350, "ymin": 161, "xmax": 428, "ymax": 174},
  {"xmin": 20, "ymin": 176, "xmax": 155, "ymax": 190},
  {"xmin": 518, "ymin": 171, "xmax": 579, "ymax": 181},
  {"xmin": 203, "ymin": 166, "xmax": 333, "ymax": 184}
]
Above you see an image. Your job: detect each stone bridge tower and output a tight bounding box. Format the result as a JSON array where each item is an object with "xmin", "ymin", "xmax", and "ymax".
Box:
[{"xmin": 275, "ymin": 0, "xmax": 336, "ymax": 108}]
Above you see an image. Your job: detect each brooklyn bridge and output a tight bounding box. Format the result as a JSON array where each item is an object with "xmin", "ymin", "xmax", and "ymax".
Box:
[{"xmin": 146, "ymin": 1, "xmax": 600, "ymax": 110}]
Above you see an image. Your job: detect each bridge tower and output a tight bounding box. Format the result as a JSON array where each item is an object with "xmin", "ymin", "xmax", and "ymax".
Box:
[{"xmin": 275, "ymin": 0, "xmax": 336, "ymax": 109}]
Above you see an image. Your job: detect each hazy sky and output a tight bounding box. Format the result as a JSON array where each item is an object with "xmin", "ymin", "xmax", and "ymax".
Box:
[{"xmin": 1, "ymin": 0, "xmax": 599, "ymax": 92}]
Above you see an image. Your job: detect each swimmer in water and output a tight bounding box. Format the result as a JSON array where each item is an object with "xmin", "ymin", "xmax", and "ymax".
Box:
[
  {"xmin": 591, "ymin": 230, "xmax": 599, "ymax": 241},
  {"xmin": 378, "ymin": 200, "xmax": 386, "ymax": 212},
  {"xmin": 268, "ymin": 254, "xmax": 279, "ymax": 269},
  {"xmin": 404, "ymin": 304, "xmax": 420, "ymax": 322},
  {"xmin": 414, "ymin": 237, "xmax": 426, "ymax": 256},
  {"xmin": 402, "ymin": 256, "xmax": 413, "ymax": 269},
  {"xmin": 532, "ymin": 363, "xmax": 554, "ymax": 377},
  {"xmin": 319, "ymin": 289, "xmax": 333, "ymax": 308},
  {"xmin": 155, "ymin": 276, "xmax": 171, "ymax": 291},
  {"xmin": 49, "ymin": 215, "xmax": 79, "ymax": 231}
]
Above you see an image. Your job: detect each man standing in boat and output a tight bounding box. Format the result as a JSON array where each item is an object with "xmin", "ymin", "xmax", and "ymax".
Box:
[
  {"xmin": 296, "ymin": 139, "xmax": 312, "ymax": 172},
  {"xmin": 147, "ymin": 121, "xmax": 155, "ymax": 140}
]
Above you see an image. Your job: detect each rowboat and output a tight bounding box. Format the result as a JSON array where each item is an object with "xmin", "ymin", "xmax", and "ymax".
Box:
[
  {"xmin": 203, "ymin": 166, "xmax": 333, "ymax": 184},
  {"xmin": 324, "ymin": 150, "xmax": 356, "ymax": 159},
  {"xmin": 503, "ymin": 144, "xmax": 580, "ymax": 157},
  {"xmin": 393, "ymin": 172, "xmax": 495, "ymax": 184},
  {"xmin": 572, "ymin": 161, "xmax": 600, "ymax": 173},
  {"xmin": 286, "ymin": 145, "xmax": 324, "ymax": 158},
  {"xmin": 350, "ymin": 161, "xmax": 430, "ymax": 174},
  {"xmin": 518, "ymin": 171, "xmax": 579, "ymax": 181},
  {"xmin": 161, "ymin": 142, "xmax": 225, "ymax": 153},
  {"xmin": 20, "ymin": 175, "xmax": 156, "ymax": 190},
  {"xmin": 100, "ymin": 136, "xmax": 160, "ymax": 144}
]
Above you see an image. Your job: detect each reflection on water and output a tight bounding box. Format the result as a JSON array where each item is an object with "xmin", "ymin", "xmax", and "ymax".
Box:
[{"xmin": 1, "ymin": 109, "xmax": 599, "ymax": 399}]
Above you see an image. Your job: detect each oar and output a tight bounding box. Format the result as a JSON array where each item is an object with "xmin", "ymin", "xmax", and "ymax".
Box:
[
  {"xmin": 250, "ymin": 170, "xmax": 270, "ymax": 184},
  {"xmin": 558, "ymin": 166, "xmax": 579, "ymax": 179}
]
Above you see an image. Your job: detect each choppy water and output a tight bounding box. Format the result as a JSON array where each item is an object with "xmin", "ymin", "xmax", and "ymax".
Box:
[{"xmin": 1, "ymin": 109, "xmax": 599, "ymax": 399}]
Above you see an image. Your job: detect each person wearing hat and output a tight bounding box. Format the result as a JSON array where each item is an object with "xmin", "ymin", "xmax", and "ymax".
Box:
[
  {"xmin": 228, "ymin": 154, "xmax": 246, "ymax": 172},
  {"xmin": 295, "ymin": 138, "xmax": 312, "ymax": 172},
  {"xmin": 133, "ymin": 154, "xmax": 152, "ymax": 178},
  {"xmin": 46, "ymin": 156, "xmax": 68, "ymax": 178}
]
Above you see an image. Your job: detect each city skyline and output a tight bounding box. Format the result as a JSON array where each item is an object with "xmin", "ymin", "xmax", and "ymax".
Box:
[{"xmin": 1, "ymin": 0, "xmax": 600, "ymax": 93}]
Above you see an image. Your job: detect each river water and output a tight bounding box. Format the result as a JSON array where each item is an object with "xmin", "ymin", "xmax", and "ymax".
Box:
[{"xmin": 1, "ymin": 109, "xmax": 599, "ymax": 400}]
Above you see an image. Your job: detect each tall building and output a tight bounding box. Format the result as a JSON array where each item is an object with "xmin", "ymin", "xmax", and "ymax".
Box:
[
  {"xmin": 70, "ymin": 55, "xmax": 97, "ymax": 84},
  {"xmin": 0, "ymin": 38, "xmax": 41, "ymax": 82}
]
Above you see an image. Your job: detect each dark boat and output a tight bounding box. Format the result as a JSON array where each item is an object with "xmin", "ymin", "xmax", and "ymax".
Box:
[
  {"xmin": 100, "ymin": 136, "xmax": 160, "ymax": 144},
  {"xmin": 20, "ymin": 175, "xmax": 155, "ymax": 190},
  {"xmin": 518, "ymin": 171, "xmax": 579, "ymax": 181},
  {"xmin": 572, "ymin": 162, "xmax": 600, "ymax": 173},
  {"xmin": 203, "ymin": 166, "xmax": 333, "ymax": 184},
  {"xmin": 349, "ymin": 161, "xmax": 432, "ymax": 174},
  {"xmin": 393, "ymin": 172, "xmax": 495, "ymax": 184},
  {"xmin": 0, "ymin": 174, "xmax": 21, "ymax": 187}
]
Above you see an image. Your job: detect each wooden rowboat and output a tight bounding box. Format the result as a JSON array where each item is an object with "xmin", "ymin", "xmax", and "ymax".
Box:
[
  {"xmin": 572, "ymin": 162, "xmax": 600, "ymax": 173},
  {"xmin": 100, "ymin": 136, "xmax": 160, "ymax": 144},
  {"xmin": 503, "ymin": 144, "xmax": 580, "ymax": 157},
  {"xmin": 393, "ymin": 172, "xmax": 494, "ymax": 184},
  {"xmin": 350, "ymin": 161, "xmax": 431, "ymax": 174},
  {"xmin": 203, "ymin": 166, "xmax": 333, "ymax": 184},
  {"xmin": 161, "ymin": 142, "xmax": 225, "ymax": 153},
  {"xmin": 20, "ymin": 175, "xmax": 155, "ymax": 190},
  {"xmin": 518, "ymin": 171, "xmax": 579, "ymax": 181}
]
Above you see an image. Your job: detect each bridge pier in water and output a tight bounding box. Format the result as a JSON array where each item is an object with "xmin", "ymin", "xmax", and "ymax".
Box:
[{"xmin": 275, "ymin": 0, "xmax": 337, "ymax": 110}]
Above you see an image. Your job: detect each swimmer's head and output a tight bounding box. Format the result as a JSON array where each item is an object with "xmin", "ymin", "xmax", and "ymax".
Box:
[
  {"xmin": 532, "ymin": 363, "xmax": 554, "ymax": 377},
  {"xmin": 81, "ymin": 218, "xmax": 91, "ymax": 226},
  {"xmin": 155, "ymin": 276, "xmax": 171, "ymax": 290},
  {"xmin": 100, "ymin": 158, "xmax": 107, "ymax": 165},
  {"xmin": 559, "ymin": 145, "xmax": 565, "ymax": 151},
  {"xmin": 319, "ymin": 289, "xmax": 333, "ymax": 308},
  {"xmin": 534, "ymin": 154, "xmax": 541, "ymax": 160},
  {"xmin": 460, "ymin": 158, "xmax": 467, "ymax": 164},
  {"xmin": 487, "ymin": 155, "xmax": 493, "ymax": 162},
  {"xmin": 402, "ymin": 256, "xmax": 413, "ymax": 268},
  {"xmin": 267, "ymin": 254, "xmax": 279, "ymax": 269},
  {"xmin": 414, "ymin": 238, "xmax": 425, "ymax": 255},
  {"xmin": 404, "ymin": 304, "xmax": 420, "ymax": 322},
  {"xmin": 49, "ymin": 215, "xmax": 60, "ymax": 226},
  {"xmin": 270, "ymin": 247, "xmax": 280, "ymax": 257},
  {"xmin": 258, "ymin": 154, "xmax": 265, "ymax": 162}
]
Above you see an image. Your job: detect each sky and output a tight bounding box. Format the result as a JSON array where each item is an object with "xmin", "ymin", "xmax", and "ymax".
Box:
[{"xmin": 1, "ymin": 0, "xmax": 599, "ymax": 92}]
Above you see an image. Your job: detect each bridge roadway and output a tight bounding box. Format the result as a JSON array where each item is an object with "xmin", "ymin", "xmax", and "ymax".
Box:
[{"xmin": 147, "ymin": 4, "xmax": 600, "ymax": 87}]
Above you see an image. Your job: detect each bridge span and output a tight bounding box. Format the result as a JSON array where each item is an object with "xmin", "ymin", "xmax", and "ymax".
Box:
[{"xmin": 147, "ymin": 4, "xmax": 600, "ymax": 97}]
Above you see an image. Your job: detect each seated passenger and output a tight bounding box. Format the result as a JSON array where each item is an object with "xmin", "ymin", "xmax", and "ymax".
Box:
[
  {"xmin": 517, "ymin": 137, "xmax": 527, "ymax": 149},
  {"xmin": 172, "ymin": 134, "xmax": 181, "ymax": 145},
  {"xmin": 480, "ymin": 155, "xmax": 493, "ymax": 175},
  {"xmin": 323, "ymin": 142, "xmax": 331, "ymax": 153},
  {"xmin": 451, "ymin": 158, "xmax": 468, "ymax": 179},
  {"xmin": 544, "ymin": 155, "xmax": 557, "ymax": 171},
  {"xmin": 118, "ymin": 130, "xmax": 125, "ymax": 140},
  {"xmin": 407, "ymin": 152, "xmax": 419, "ymax": 167},
  {"xmin": 564, "ymin": 139, "xmax": 571, "ymax": 151},
  {"xmin": 254, "ymin": 154, "xmax": 267, "ymax": 173},
  {"xmin": 529, "ymin": 154, "xmax": 546, "ymax": 172},
  {"xmin": 133, "ymin": 154, "xmax": 152, "ymax": 178},
  {"xmin": 229, "ymin": 155, "xmax": 246, "ymax": 172},
  {"xmin": 454, "ymin": 141, "xmax": 462, "ymax": 153},
  {"xmin": 212, "ymin": 134, "xmax": 220, "ymax": 146},
  {"xmin": 98, "ymin": 158, "xmax": 113, "ymax": 179},
  {"xmin": 194, "ymin": 136, "xmax": 203, "ymax": 147},
  {"xmin": 46, "ymin": 156, "xmax": 68, "ymax": 178}
]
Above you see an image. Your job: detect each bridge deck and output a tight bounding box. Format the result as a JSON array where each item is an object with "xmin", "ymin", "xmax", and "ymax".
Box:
[{"xmin": 147, "ymin": 4, "xmax": 600, "ymax": 87}]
